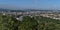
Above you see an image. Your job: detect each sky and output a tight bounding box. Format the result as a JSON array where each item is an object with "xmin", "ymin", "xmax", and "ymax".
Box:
[{"xmin": 0, "ymin": 0, "xmax": 60, "ymax": 10}]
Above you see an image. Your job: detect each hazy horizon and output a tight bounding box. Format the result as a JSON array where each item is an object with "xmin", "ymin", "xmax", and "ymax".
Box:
[{"xmin": 0, "ymin": 0, "xmax": 60, "ymax": 10}]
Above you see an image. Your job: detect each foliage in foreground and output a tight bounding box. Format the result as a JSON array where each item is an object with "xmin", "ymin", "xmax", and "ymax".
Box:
[
  {"xmin": 18, "ymin": 16, "xmax": 60, "ymax": 30},
  {"xmin": 0, "ymin": 15, "xmax": 20, "ymax": 30},
  {"xmin": 0, "ymin": 15, "xmax": 60, "ymax": 30},
  {"xmin": 18, "ymin": 16, "xmax": 38, "ymax": 30}
]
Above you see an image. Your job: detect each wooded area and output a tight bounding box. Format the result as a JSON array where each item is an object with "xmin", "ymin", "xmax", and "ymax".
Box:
[{"xmin": 0, "ymin": 15, "xmax": 60, "ymax": 30}]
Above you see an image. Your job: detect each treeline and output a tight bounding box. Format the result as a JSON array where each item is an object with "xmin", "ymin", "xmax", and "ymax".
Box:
[{"xmin": 0, "ymin": 15, "xmax": 60, "ymax": 30}]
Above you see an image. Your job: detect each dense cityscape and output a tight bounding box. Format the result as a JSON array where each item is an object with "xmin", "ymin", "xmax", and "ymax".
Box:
[{"xmin": 1, "ymin": 9, "xmax": 60, "ymax": 20}]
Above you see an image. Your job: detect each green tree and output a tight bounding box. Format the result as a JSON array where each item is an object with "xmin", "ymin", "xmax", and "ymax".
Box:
[
  {"xmin": 0, "ymin": 15, "xmax": 20, "ymax": 30},
  {"xmin": 18, "ymin": 16, "xmax": 38, "ymax": 30},
  {"xmin": 37, "ymin": 16, "xmax": 60, "ymax": 30}
]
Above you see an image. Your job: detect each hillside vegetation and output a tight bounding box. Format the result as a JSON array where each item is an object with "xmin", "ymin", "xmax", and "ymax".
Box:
[{"xmin": 0, "ymin": 15, "xmax": 60, "ymax": 30}]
